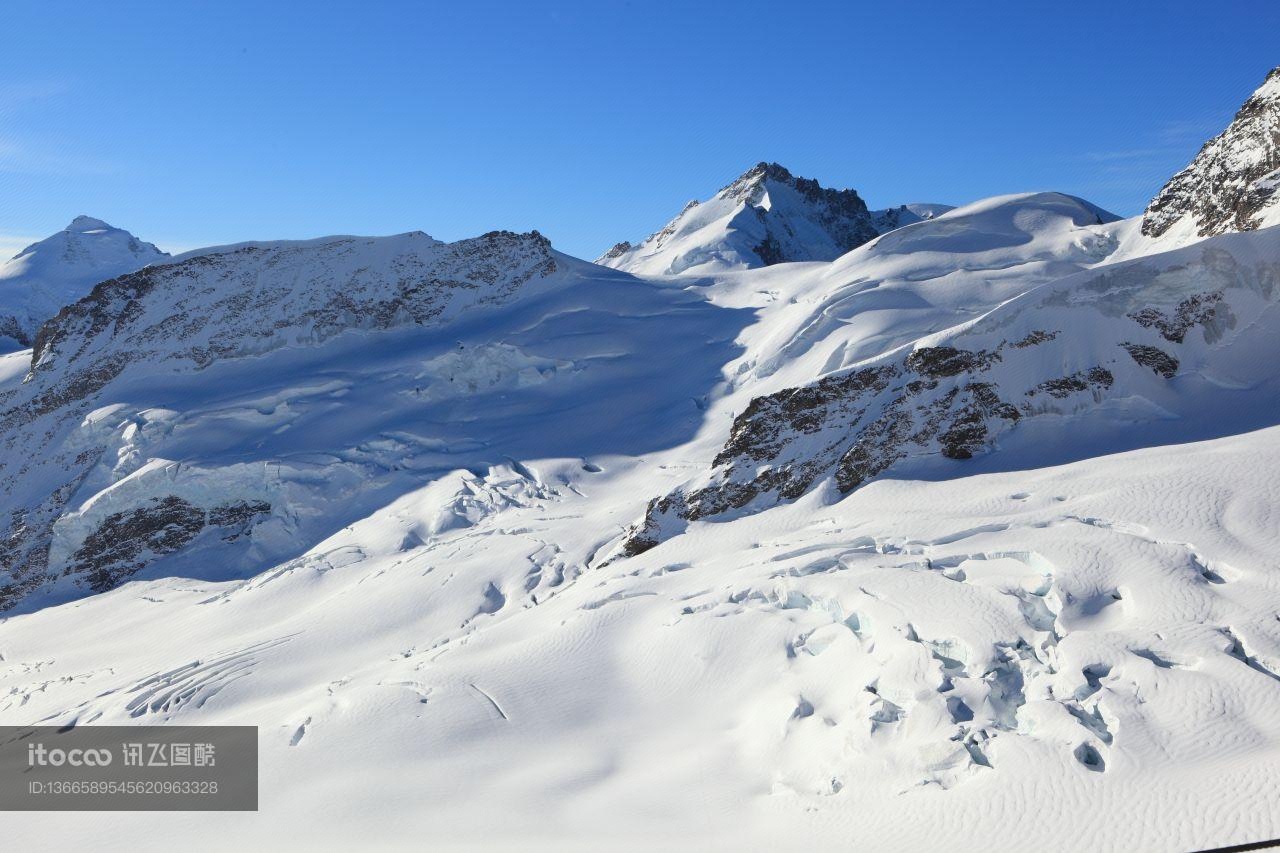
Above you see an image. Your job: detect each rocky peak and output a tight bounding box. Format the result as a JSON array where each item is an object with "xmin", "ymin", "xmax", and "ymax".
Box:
[
  {"xmin": 598, "ymin": 241, "xmax": 633, "ymax": 262},
  {"xmin": 722, "ymin": 162, "xmax": 873, "ymax": 219},
  {"xmin": 1142, "ymin": 66, "xmax": 1280, "ymax": 238},
  {"xmin": 599, "ymin": 162, "xmax": 880, "ymax": 274}
]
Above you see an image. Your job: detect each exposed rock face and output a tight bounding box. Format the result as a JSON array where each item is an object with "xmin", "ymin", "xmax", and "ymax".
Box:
[
  {"xmin": 1121, "ymin": 343, "xmax": 1179, "ymax": 378},
  {"xmin": 720, "ymin": 163, "xmax": 880, "ymax": 263},
  {"xmin": 1143, "ymin": 67, "xmax": 1280, "ymax": 238},
  {"xmin": 623, "ymin": 341, "xmax": 1030, "ymax": 554},
  {"xmin": 30, "ymin": 229, "xmax": 556, "ymax": 381},
  {"xmin": 69, "ymin": 496, "xmax": 272, "ymax": 592},
  {"xmin": 1028, "ymin": 367, "xmax": 1114, "ymax": 399},
  {"xmin": 597, "ymin": 163, "xmax": 881, "ymax": 274},
  {"xmin": 600, "ymin": 241, "xmax": 632, "ymax": 260},
  {"xmin": 1127, "ymin": 292, "xmax": 1223, "ymax": 343}
]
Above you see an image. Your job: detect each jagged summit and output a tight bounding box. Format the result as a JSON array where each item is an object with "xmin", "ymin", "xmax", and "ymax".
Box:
[
  {"xmin": 1142, "ymin": 66, "xmax": 1280, "ymax": 240},
  {"xmin": 598, "ymin": 162, "xmax": 955, "ymax": 275},
  {"xmin": 0, "ymin": 216, "xmax": 167, "ymax": 350},
  {"xmin": 597, "ymin": 162, "xmax": 882, "ymax": 275},
  {"xmin": 720, "ymin": 162, "xmax": 869, "ymax": 213}
]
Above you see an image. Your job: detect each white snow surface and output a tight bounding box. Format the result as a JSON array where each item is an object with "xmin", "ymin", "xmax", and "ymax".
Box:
[
  {"xmin": 0, "ymin": 216, "xmax": 167, "ymax": 351},
  {"xmin": 0, "ymin": 194, "xmax": 1279, "ymax": 848}
]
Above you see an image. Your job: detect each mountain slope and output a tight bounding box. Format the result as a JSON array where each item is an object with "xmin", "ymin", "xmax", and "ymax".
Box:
[
  {"xmin": 0, "ymin": 228, "xmax": 750, "ymax": 612},
  {"xmin": 706, "ymin": 191, "xmax": 1122, "ymax": 400},
  {"xmin": 1143, "ymin": 67, "xmax": 1280, "ymax": 242},
  {"xmin": 623, "ymin": 224, "xmax": 1279, "ymax": 554},
  {"xmin": 0, "ymin": 209, "xmax": 1276, "ymax": 852},
  {"xmin": 0, "ymin": 216, "xmax": 167, "ymax": 351}
]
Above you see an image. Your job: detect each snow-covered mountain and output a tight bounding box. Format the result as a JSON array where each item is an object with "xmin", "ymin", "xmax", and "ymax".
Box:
[
  {"xmin": 598, "ymin": 162, "xmax": 950, "ymax": 275},
  {"xmin": 0, "ymin": 216, "xmax": 167, "ymax": 351},
  {"xmin": 2, "ymin": 74, "xmax": 1280, "ymax": 853},
  {"xmin": 0, "ymin": 229, "xmax": 571, "ymax": 608},
  {"xmin": 1142, "ymin": 66, "xmax": 1280, "ymax": 242}
]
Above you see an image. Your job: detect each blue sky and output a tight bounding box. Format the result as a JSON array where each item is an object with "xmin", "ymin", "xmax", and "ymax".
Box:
[{"xmin": 1, "ymin": 1, "xmax": 1276, "ymax": 259}]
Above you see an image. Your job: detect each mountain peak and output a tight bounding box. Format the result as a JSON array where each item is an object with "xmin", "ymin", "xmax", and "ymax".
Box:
[
  {"xmin": 1142, "ymin": 66, "xmax": 1280, "ymax": 239},
  {"xmin": 599, "ymin": 163, "xmax": 879, "ymax": 274},
  {"xmin": 730, "ymin": 161, "xmax": 795, "ymax": 186},
  {"xmin": 722, "ymin": 162, "xmax": 871, "ymax": 211},
  {"xmin": 0, "ymin": 218, "xmax": 168, "ymax": 351},
  {"xmin": 66, "ymin": 215, "xmax": 114, "ymax": 233}
]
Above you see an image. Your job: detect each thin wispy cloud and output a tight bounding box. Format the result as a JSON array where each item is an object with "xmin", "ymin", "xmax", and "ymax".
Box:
[
  {"xmin": 1156, "ymin": 118, "xmax": 1224, "ymax": 145},
  {"xmin": 0, "ymin": 79, "xmax": 70, "ymax": 114},
  {"xmin": 0, "ymin": 79, "xmax": 120, "ymax": 177},
  {"xmin": 0, "ymin": 233, "xmax": 39, "ymax": 262},
  {"xmin": 1081, "ymin": 148, "xmax": 1181, "ymax": 163},
  {"xmin": 0, "ymin": 135, "xmax": 119, "ymax": 177}
]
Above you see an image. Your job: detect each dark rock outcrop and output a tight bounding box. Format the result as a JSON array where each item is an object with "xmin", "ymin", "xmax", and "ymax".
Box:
[
  {"xmin": 1121, "ymin": 343, "xmax": 1179, "ymax": 379},
  {"xmin": 1028, "ymin": 368, "xmax": 1114, "ymax": 399},
  {"xmin": 599, "ymin": 241, "xmax": 632, "ymax": 261},
  {"xmin": 69, "ymin": 496, "xmax": 273, "ymax": 592},
  {"xmin": 621, "ymin": 342, "xmax": 1037, "ymax": 556},
  {"xmin": 1127, "ymin": 291, "xmax": 1222, "ymax": 343}
]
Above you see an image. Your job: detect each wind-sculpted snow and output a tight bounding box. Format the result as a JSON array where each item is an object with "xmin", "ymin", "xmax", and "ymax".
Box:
[
  {"xmin": 624, "ymin": 228, "xmax": 1280, "ymax": 555},
  {"xmin": 1143, "ymin": 67, "xmax": 1280, "ymax": 241},
  {"xmin": 709, "ymin": 191, "xmax": 1122, "ymax": 398},
  {"xmin": 0, "ymin": 216, "xmax": 167, "ymax": 351}
]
